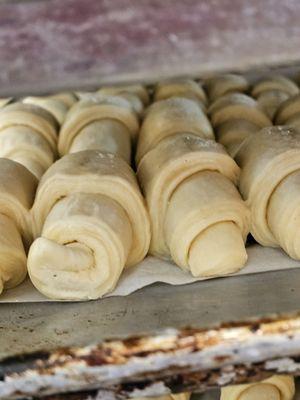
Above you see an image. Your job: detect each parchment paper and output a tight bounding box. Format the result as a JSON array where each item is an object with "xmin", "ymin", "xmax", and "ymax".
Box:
[{"xmin": 0, "ymin": 244, "xmax": 299, "ymax": 302}]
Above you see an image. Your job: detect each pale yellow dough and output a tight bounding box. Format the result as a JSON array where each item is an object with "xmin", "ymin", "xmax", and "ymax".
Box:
[
  {"xmin": 154, "ymin": 79, "xmax": 207, "ymax": 108},
  {"xmin": 251, "ymin": 75, "xmax": 298, "ymax": 120},
  {"xmin": 0, "ymin": 158, "xmax": 37, "ymax": 294},
  {"xmin": 0, "ymin": 103, "xmax": 58, "ymax": 178},
  {"xmin": 275, "ymin": 94, "xmax": 300, "ymax": 124},
  {"xmin": 136, "ymin": 97, "xmax": 214, "ymax": 164},
  {"xmin": 69, "ymin": 120, "xmax": 131, "ymax": 163},
  {"xmin": 98, "ymin": 84, "xmax": 149, "ymax": 105},
  {"xmin": 221, "ymin": 375, "xmax": 295, "ymax": 400},
  {"xmin": 49, "ymin": 92, "xmax": 77, "ymax": 108},
  {"xmin": 23, "ymin": 96, "xmax": 69, "ymax": 125},
  {"xmin": 59, "ymin": 96, "xmax": 139, "ymax": 156},
  {"xmin": 256, "ymin": 90, "xmax": 290, "ymax": 120},
  {"xmin": 138, "ymin": 133, "xmax": 249, "ymax": 276},
  {"xmin": 28, "ymin": 150, "xmax": 150, "ymax": 300},
  {"xmin": 0, "ymin": 103, "xmax": 58, "ymax": 150},
  {"xmin": 216, "ymin": 119, "xmax": 260, "ymax": 158},
  {"xmin": 236, "ymin": 126, "xmax": 300, "ymax": 258},
  {"xmin": 0, "ymin": 98, "xmax": 12, "ymax": 108},
  {"xmin": 209, "ymin": 93, "xmax": 272, "ymax": 128},
  {"xmin": 251, "ymin": 75, "xmax": 299, "ymax": 98},
  {"xmin": 205, "ymin": 74, "xmax": 249, "ymax": 101}
]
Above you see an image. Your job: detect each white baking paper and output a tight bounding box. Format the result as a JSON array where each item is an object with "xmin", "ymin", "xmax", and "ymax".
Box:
[{"xmin": 0, "ymin": 244, "xmax": 299, "ymax": 302}]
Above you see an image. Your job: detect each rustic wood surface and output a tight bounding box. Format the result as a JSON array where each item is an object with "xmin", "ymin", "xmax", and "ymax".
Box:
[{"xmin": 0, "ymin": 0, "xmax": 300, "ymax": 96}]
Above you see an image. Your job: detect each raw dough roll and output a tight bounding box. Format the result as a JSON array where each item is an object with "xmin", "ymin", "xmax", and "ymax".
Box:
[
  {"xmin": 275, "ymin": 94, "xmax": 300, "ymax": 124},
  {"xmin": 221, "ymin": 375, "xmax": 295, "ymax": 400},
  {"xmin": 209, "ymin": 93, "xmax": 272, "ymax": 128},
  {"xmin": 136, "ymin": 97, "xmax": 214, "ymax": 164},
  {"xmin": 69, "ymin": 120, "xmax": 131, "ymax": 163},
  {"xmin": 98, "ymin": 84, "xmax": 149, "ymax": 106},
  {"xmin": 216, "ymin": 119, "xmax": 260, "ymax": 158},
  {"xmin": 23, "ymin": 96, "xmax": 69, "ymax": 125},
  {"xmin": 94, "ymin": 90, "xmax": 144, "ymax": 117},
  {"xmin": 251, "ymin": 75, "xmax": 299, "ymax": 120},
  {"xmin": 205, "ymin": 74, "xmax": 249, "ymax": 101},
  {"xmin": 58, "ymin": 96, "xmax": 139, "ymax": 156},
  {"xmin": 28, "ymin": 150, "xmax": 150, "ymax": 300},
  {"xmin": 236, "ymin": 126, "xmax": 300, "ymax": 257},
  {"xmin": 138, "ymin": 134, "xmax": 249, "ymax": 277},
  {"xmin": 154, "ymin": 79, "xmax": 207, "ymax": 109},
  {"xmin": 0, "ymin": 98, "xmax": 12, "ymax": 108},
  {"xmin": 0, "ymin": 103, "xmax": 58, "ymax": 178},
  {"xmin": 0, "ymin": 126, "xmax": 55, "ymax": 179},
  {"xmin": 0, "ymin": 158, "xmax": 37, "ymax": 294},
  {"xmin": 49, "ymin": 92, "xmax": 77, "ymax": 108},
  {"xmin": 251, "ymin": 75, "xmax": 299, "ymax": 98}
]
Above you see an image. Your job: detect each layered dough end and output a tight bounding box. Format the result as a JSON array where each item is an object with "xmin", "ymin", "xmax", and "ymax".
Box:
[{"xmin": 221, "ymin": 375, "xmax": 295, "ymax": 400}]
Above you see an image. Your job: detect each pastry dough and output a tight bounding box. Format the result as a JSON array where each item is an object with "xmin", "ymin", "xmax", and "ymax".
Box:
[
  {"xmin": 23, "ymin": 96, "xmax": 69, "ymax": 125},
  {"xmin": 136, "ymin": 97, "xmax": 214, "ymax": 164},
  {"xmin": 0, "ymin": 98, "xmax": 12, "ymax": 108},
  {"xmin": 216, "ymin": 119, "xmax": 260, "ymax": 158},
  {"xmin": 236, "ymin": 126, "xmax": 300, "ymax": 258},
  {"xmin": 58, "ymin": 96, "xmax": 139, "ymax": 156},
  {"xmin": 28, "ymin": 150, "xmax": 150, "ymax": 300},
  {"xmin": 205, "ymin": 74, "xmax": 249, "ymax": 101},
  {"xmin": 0, "ymin": 103, "xmax": 58, "ymax": 178},
  {"xmin": 49, "ymin": 92, "xmax": 77, "ymax": 108},
  {"xmin": 69, "ymin": 120, "xmax": 131, "ymax": 163},
  {"xmin": 136, "ymin": 393, "xmax": 190, "ymax": 400},
  {"xmin": 0, "ymin": 158, "xmax": 37, "ymax": 294},
  {"xmin": 275, "ymin": 94, "xmax": 300, "ymax": 124},
  {"xmin": 251, "ymin": 75, "xmax": 299, "ymax": 98},
  {"xmin": 154, "ymin": 79, "xmax": 207, "ymax": 108},
  {"xmin": 221, "ymin": 375, "xmax": 295, "ymax": 400},
  {"xmin": 251, "ymin": 76, "xmax": 299, "ymax": 120},
  {"xmin": 93, "ymin": 90, "xmax": 144, "ymax": 117},
  {"xmin": 98, "ymin": 84, "xmax": 149, "ymax": 105},
  {"xmin": 209, "ymin": 93, "xmax": 272, "ymax": 128},
  {"xmin": 256, "ymin": 90, "xmax": 290, "ymax": 120},
  {"xmin": 138, "ymin": 133, "xmax": 249, "ymax": 277}
]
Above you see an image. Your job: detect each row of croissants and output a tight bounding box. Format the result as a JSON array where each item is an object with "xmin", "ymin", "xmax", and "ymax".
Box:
[
  {"xmin": 1, "ymin": 73, "xmax": 300, "ymax": 300},
  {"xmin": 133, "ymin": 374, "xmax": 296, "ymax": 399}
]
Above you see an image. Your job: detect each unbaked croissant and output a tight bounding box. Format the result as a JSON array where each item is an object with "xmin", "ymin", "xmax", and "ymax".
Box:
[
  {"xmin": 275, "ymin": 94, "xmax": 300, "ymax": 131},
  {"xmin": 0, "ymin": 158, "xmax": 37, "ymax": 294},
  {"xmin": 209, "ymin": 93, "xmax": 272, "ymax": 158},
  {"xmin": 138, "ymin": 133, "xmax": 250, "ymax": 277},
  {"xmin": 49, "ymin": 92, "xmax": 77, "ymax": 108},
  {"xmin": 0, "ymin": 98, "xmax": 12, "ymax": 108},
  {"xmin": 23, "ymin": 96, "xmax": 69, "ymax": 126},
  {"xmin": 96, "ymin": 87, "xmax": 145, "ymax": 117},
  {"xmin": 97, "ymin": 84, "xmax": 149, "ymax": 106},
  {"xmin": 0, "ymin": 103, "xmax": 58, "ymax": 179},
  {"xmin": 136, "ymin": 97, "xmax": 214, "ymax": 164},
  {"xmin": 236, "ymin": 125, "xmax": 300, "ymax": 259},
  {"xmin": 205, "ymin": 74, "xmax": 249, "ymax": 101},
  {"xmin": 154, "ymin": 79, "xmax": 207, "ymax": 109},
  {"xmin": 58, "ymin": 96, "xmax": 139, "ymax": 161},
  {"xmin": 251, "ymin": 75, "xmax": 299, "ymax": 120},
  {"xmin": 28, "ymin": 150, "xmax": 150, "ymax": 300},
  {"xmin": 221, "ymin": 375, "xmax": 295, "ymax": 400}
]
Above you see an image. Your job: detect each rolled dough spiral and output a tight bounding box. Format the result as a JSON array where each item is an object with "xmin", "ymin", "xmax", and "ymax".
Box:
[
  {"xmin": 0, "ymin": 103, "xmax": 58, "ymax": 179},
  {"xmin": 221, "ymin": 375, "xmax": 295, "ymax": 400},
  {"xmin": 28, "ymin": 150, "xmax": 150, "ymax": 300}
]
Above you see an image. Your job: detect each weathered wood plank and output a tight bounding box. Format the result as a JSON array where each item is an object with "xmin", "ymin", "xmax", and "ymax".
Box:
[{"xmin": 0, "ymin": 0, "xmax": 300, "ymax": 96}]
